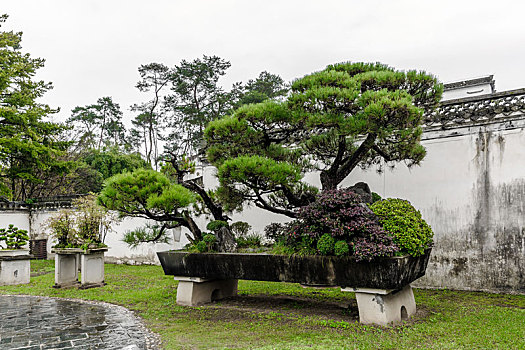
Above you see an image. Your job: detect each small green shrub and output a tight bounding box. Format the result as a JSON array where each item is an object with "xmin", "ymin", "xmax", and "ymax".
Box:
[
  {"xmin": 270, "ymin": 240, "xmax": 295, "ymax": 255},
  {"xmin": 264, "ymin": 222, "xmax": 289, "ymax": 243},
  {"xmin": 186, "ymin": 234, "xmax": 217, "ymax": 253},
  {"xmin": 334, "ymin": 240, "xmax": 349, "ymax": 256},
  {"xmin": 0, "ymin": 224, "xmax": 29, "ymax": 249},
  {"xmin": 203, "ymin": 233, "xmax": 217, "ymax": 252},
  {"xmin": 203, "ymin": 233, "xmax": 216, "ymax": 244},
  {"xmin": 230, "ymin": 221, "xmax": 252, "ymax": 238},
  {"xmin": 371, "ymin": 192, "xmax": 382, "ymax": 203},
  {"xmin": 297, "ymin": 236, "xmax": 316, "ymax": 256},
  {"xmin": 317, "ymin": 234, "xmax": 335, "ymax": 255},
  {"xmin": 370, "ymin": 198, "xmax": 433, "ymax": 257},
  {"xmin": 236, "ymin": 233, "xmax": 262, "ymax": 248},
  {"xmin": 206, "ymin": 220, "xmax": 229, "ymax": 232},
  {"xmin": 195, "ymin": 241, "xmax": 207, "ymax": 252}
]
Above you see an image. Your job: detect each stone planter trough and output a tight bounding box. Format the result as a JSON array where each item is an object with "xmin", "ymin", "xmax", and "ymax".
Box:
[
  {"xmin": 51, "ymin": 247, "xmax": 108, "ymax": 289},
  {"xmin": 0, "ymin": 249, "xmax": 31, "ymax": 286},
  {"xmin": 157, "ymin": 249, "xmax": 432, "ymax": 325}
]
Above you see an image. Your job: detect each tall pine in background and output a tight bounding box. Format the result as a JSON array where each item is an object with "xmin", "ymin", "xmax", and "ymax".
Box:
[{"xmin": 0, "ymin": 14, "xmax": 70, "ymax": 200}]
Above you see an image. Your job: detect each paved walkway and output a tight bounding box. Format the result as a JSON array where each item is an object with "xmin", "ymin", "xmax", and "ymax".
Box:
[{"xmin": 0, "ymin": 295, "xmax": 160, "ymax": 350}]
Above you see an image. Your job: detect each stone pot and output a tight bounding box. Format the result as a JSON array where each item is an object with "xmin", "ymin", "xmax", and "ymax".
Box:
[
  {"xmin": 0, "ymin": 248, "xmax": 31, "ymax": 286},
  {"xmin": 157, "ymin": 249, "xmax": 431, "ymax": 289},
  {"xmin": 0, "ymin": 248, "xmax": 31, "ymax": 257},
  {"xmin": 157, "ymin": 249, "xmax": 432, "ymax": 325}
]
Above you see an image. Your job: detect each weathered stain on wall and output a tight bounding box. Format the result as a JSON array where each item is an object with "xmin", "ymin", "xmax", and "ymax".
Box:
[{"xmin": 390, "ymin": 125, "xmax": 525, "ymax": 294}]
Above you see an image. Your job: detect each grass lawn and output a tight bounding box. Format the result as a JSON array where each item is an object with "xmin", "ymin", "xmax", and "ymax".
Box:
[{"xmin": 0, "ymin": 260, "xmax": 524, "ymax": 349}]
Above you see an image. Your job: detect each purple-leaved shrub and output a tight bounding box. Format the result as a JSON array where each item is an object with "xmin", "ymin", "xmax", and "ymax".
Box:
[{"xmin": 284, "ymin": 188, "xmax": 398, "ymax": 261}]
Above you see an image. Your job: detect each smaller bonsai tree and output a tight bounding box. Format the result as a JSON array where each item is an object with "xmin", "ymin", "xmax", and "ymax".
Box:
[
  {"xmin": 370, "ymin": 198, "xmax": 433, "ymax": 257},
  {"xmin": 45, "ymin": 209, "xmax": 78, "ymax": 248},
  {"xmin": 45, "ymin": 194, "xmax": 117, "ymax": 249},
  {"xmin": 0, "ymin": 224, "xmax": 29, "ymax": 249},
  {"xmin": 73, "ymin": 194, "xmax": 117, "ymax": 249},
  {"xmin": 282, "ymin": 188, "xmax": 398, "ymax": 261}
]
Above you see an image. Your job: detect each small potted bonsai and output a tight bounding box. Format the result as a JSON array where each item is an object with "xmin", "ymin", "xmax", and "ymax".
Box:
[
  {"xmin": 0, "ymin": 224, "xmax": 31, "ymax": 285},
  {"xmin": 46, "ymin": 194, "xmax": 116, "ymax": 288}
]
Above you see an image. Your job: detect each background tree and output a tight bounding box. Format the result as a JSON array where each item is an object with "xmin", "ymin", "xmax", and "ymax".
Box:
[
  {"xmin": 205, "ymin": 62, "xmax": 442, "ymax": 217},
  {"xmin": 68, "ymin": 96, "xmax": 127, "ymax": 151},
  {"xmin": 98, "ymin": 58, "xmax": 289, "ymax": 247},
  {"xmin": 0, "ymin": 14, "xmax": 71, "ymax": 200},
  {"xmin": 164, "ymin": 55, "xmax": 242, "ymax": 155},
  {"xmin": 235, "ymin": 71, "xmax": 289, "ymax": 107},
  {"xmin": 130, "ymin": 63, "xmax": 171, "ymax": 169},
  {"xmin": 20, "ymin": 145, "xmax": 150, "ymax": 198}
]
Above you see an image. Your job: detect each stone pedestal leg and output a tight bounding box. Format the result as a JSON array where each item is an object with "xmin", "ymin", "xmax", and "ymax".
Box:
[
  {"xmin": 174, "ymin": 277, "xmax": 238, "ymax": 306},
  {"xmin": 80, "ymin": 252, "xmax": 106, "ymax": 288},
  {"xmin": 342, "ymin": 284, "xmax": 416, "ymax": 326},
  {"xmin": 0, "ymin": 259, "xmax": 30, "ymax": 285},
  {"xmin": 54, "ymin": 254, "xmax": 79, "ymax": 288}
]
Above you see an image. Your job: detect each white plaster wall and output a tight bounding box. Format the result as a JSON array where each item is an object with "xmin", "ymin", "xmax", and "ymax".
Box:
[
  {"xmin": 104, "ymin": 217, "xmax": 179, "ymax": 264},
  {"xmin": 0, "ymin": 211, "xmax": 30, "ymax": 233}
]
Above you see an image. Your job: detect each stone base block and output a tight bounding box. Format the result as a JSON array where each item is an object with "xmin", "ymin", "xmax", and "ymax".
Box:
[
  {"xmin": 79, "ymin": 282, "xmax": 107, "ymax": 289},
  {"xmin": 0, "ymin": 259, "xmax": 30, "ymax": 286},
  {"xmin": 80, "ymin": 252, "xmax": 105, "ymax": 286},
  {"xmin": 175, "ymin": 277, "xmax": 238, "ymax": 306},
  {"xmin": 350, "ymin": 284, "xmax": 416, "ymax": 325},
  {"xmin": 54, "ymin": 253, "xmax": 79, "ymax": 288}
]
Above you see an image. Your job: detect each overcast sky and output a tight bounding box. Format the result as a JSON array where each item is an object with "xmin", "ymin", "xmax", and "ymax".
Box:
[{"xmin": 3, "ymin": 0, "xmax": 525, "ymax": 123}]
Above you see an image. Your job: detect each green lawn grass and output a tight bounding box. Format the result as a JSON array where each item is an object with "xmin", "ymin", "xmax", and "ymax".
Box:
[{"xmin": 1, "ymin": 260, "xmax": 524, "ymax": 349}]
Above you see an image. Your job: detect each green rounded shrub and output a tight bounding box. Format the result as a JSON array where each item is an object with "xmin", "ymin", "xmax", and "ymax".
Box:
[
  {"xmin": 195, "ymin": 241, "xmax": 207, "ymax": 253},
  {"xmin": 334, "ymin": 240, "xmax": 349, "ymax": 256},
  {"xmin": 371, "ymin": 192, "xmax": 382, "ymax": 203},
  {"xmin": 316, "ymin": 233, "xmax": 335, "ymax": 255},
  {"xmin": 203, "ymin": 234, "xmax": 217, "ymax": 252},
  {"xmin": 370, "ymin": 198, "xmax": 433, "ymax": 257},
  {"xmin": 203, "ymin": 233, "xmax": 217, "ymax": 244}
]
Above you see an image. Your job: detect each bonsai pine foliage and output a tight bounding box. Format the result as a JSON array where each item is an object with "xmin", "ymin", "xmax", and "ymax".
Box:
[
  {"xmin": 98, "ymin": 168, "xmax": 203, "ymax": 242},
  {"xmin": 205, "ymin": 62, "xmax": 442, "ymax": 216},
  {"xmin": 370, "ymin": 198, "xmax": 433, "ymax": 257},
  {"xmin": 0, "ymin": 224, "xmax": 29, "ymax": 249}
]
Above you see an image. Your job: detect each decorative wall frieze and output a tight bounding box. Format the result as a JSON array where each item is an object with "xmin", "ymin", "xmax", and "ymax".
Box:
[
  {"xmin": 0, "ymin": 195, "xmax": 83, "ymax": 212},
  {"xmin": 424, "ymin": 88, "xmax": 525, "ymax": 129}
]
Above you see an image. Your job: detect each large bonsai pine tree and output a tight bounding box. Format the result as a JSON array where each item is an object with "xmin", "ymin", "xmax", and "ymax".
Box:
[{"xmin": 205, "ymin": 62, "xmax": 442, "ymax": 217}]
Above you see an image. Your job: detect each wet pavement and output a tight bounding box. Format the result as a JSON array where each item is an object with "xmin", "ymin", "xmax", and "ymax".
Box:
[{"xmin": 0, "ymin": 295, "xmax": 160, "ymax": 350}]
